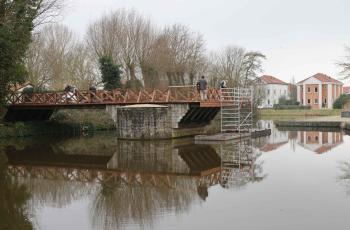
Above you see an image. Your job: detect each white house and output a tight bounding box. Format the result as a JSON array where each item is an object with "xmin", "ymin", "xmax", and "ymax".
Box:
[
  {"xmin": 257, "ymin": 75, "xmax": 289, "ymax": 108},
  {"xmin": 257, "ymin": 120, "xmax": 289, "ymax": 152}
]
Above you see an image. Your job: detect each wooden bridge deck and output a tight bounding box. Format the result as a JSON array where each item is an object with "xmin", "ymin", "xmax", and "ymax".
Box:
[{"xmin": 7, "ymin": 86, "xmax": 222, "ymax": 108}]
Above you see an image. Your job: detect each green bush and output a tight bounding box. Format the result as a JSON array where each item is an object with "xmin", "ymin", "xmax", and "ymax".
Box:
[
  {"xmin": 278, "ymin": 96, "xmax": 299, "ymax": 105},
  {"xmin": 273, "ymin": 104, "xmax": 311, "ymax": 110},
  {"xmin": 333, "ymin": 94, "xmax": 350, "ymax": 109}
]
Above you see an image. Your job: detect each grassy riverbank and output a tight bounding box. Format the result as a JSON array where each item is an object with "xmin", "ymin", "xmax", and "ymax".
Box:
[
  {"xmin": 0, "ymin": 109, "xmax": 115, "ymax": 138},
  {"xmin": 258, "ymin": 109, "xmax": 342, "ymax": 118}
]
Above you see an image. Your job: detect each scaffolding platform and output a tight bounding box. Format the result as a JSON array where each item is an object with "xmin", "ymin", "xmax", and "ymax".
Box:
[
  {"xmin": 194, "ymin": 128, "xmax": 271, "ymax": 142},
  {"xmin": 220, "ymin": 88, "xmax": 253, "ymax": 133}
]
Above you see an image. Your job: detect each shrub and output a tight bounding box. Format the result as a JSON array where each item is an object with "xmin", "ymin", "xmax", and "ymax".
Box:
[
  {"xmin": 278, "ymin": 96, "xmax": 299, "ymax": 105},
  {"xmin": 22, "ymin": 87, "xmax": 34, "ymax": 94},
  {"xmin": 273, "ymin": 104, "xmax": 311, "ymax": 110},
  {"xmin": 333, "ymin": 94, "xmax": 350, "ymax": 109}
]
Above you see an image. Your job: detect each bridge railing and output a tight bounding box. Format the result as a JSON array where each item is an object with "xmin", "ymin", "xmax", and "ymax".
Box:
[{"xmin": 7, "ymin": 86, "xmax": 222, "ymax": 105}]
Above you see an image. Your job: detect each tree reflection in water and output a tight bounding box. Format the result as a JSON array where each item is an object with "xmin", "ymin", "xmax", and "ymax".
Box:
[
  {"xmin": 18, "ymin": 176, "xmax": 95, "ymax": 209},
  {"xmin": 90, "ymin": 176, "xmax": 200, "ymax": 230},
  {"xmin": 2, "ymin": 133, "xmax": 265, "ymax": 230},
  {"xmin": 90, "ymin": 140, "xmax": 209, "ymax": 229},
  {"xmin": 337, "ymin": 161, "xmax": 350, "ymax": 196},
  {"xmin": 0, "ymin": 153, "xmax": 33, "ymax": 230}
]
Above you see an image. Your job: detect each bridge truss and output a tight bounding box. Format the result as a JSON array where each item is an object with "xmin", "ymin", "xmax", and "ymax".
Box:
[{"xmin": 7, "ymin": 86, "xmax": 221, "ymax": 107}]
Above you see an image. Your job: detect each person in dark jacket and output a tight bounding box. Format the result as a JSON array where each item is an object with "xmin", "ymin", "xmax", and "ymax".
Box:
[{"xmin": 197, "ymin": 76, "xmax": 207, "ymax": 100}]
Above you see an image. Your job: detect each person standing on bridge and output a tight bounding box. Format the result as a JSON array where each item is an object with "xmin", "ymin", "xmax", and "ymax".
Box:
[{"xmin": 197, "ymin": 76, "xmax": 207, "ymax": 100}]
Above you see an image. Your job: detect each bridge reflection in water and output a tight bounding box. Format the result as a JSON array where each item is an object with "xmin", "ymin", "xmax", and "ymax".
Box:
[{"xmin": 3, "ymin": 133, "xmax": 265, "ymax": 229}]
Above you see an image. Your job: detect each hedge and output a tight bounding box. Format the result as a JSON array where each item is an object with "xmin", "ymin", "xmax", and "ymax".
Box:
[
  {"xmin": 273, "ymin": 104, "xmax": 311, "ymax": 110},
  {"xmin": 333, "ymin": 94, "xmax": 350, "ymax": 109}
]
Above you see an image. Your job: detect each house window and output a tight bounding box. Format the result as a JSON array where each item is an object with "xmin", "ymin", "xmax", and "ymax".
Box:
[
  {"xmin": 324, "ymin": 98, "xmax": 327, "ymax": 104},
  {"xmin": 307, "ymin": 99, "xmax": 311, "ymax": 104},
  {"xmin": 307, "ymin": 136, "xmax": 311, "ymax": 141},
  {"xmin": 267, "ymin": 89, "xmax": 270, "ymax": 95},
  {"xmin": 308, "ymin": 87, "xmax": 311, "ymax": 92},
  {"xmin": 284, "ymin": 89, "xmax": 287, "ymax": 95},
  {"xmin": 315, "ymin": 136, "xmax": 319, "ymax": 141},
  {"xmin": 315, "ymin": 99, "xmax": 318, "ymax": 104},
  {"xmin": 315, "ymin": 87, "xmax": 318, "ymax": 93},
  {"xmin": 268, "ymin": 99, "xmax": 270, "ymax": 105}
]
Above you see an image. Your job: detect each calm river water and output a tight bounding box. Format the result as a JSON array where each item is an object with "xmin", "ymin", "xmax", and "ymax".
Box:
[{"xmin": 1, "ymin": 120, "xmax": 350, "ymax": 230}]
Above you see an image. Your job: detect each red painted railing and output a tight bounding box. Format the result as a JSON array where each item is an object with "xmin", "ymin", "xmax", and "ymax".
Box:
[{"xmin": 7, "ymin": 86, "xmax": 221, "ymax": 106}]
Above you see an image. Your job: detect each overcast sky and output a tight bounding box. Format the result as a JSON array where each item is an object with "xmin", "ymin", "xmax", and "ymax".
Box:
[{"xmin": 62, "ymin": 0, "xmax": 350, "ymax": 85}]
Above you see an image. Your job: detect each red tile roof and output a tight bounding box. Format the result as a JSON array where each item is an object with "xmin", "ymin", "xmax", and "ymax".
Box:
[
  {"xmin": 343, "ymin": 86, "xmax": 350, "ymax": 94},
  {"xmin": 260, "ymin": 141, "xmax": 288, "ymax": 152},
  {"xmin": 297, "ymin": 73, "xmax": 343, "ymax": 85},
  {"xmin": 259, "ymin": 75, "xmax": 287, "ymax": 85}
]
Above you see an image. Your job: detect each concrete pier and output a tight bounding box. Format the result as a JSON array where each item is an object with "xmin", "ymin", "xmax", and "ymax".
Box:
[{"xmin": 106, "ymin": 104, "xmax": 219, "ymax": 139}]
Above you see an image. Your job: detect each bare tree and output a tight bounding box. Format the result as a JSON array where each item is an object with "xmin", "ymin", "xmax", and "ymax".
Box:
[
  {"xmin": 208, "ymin": 45, "xmax": 265, "ymax": 88},
  {"xmin": 86, "ymin": 10, "xmax": 206, "ymax": 88},
  {"xmin": 337, "ymin": 47, "xmax": 350, "ymax": 80},
  {"xmin": 66, "ymin": 44, "xmax": 100, "ymax": 89},
  {"xmin": 209, "ymin": 46, "xmax": 246, "ymax": 87},
  {"xmin": 242, "ymin": 51, "xmax": 266, "ymax": 87},
  {"xmin": 86, "ymin": 9, "xmax": 155, "ymax": 86},
  {"xmin": 34, "ymin": 0, "xmax": 65, "ymax": 27},
  {"xmin": 160, "ymin": 24, "xmax": 206, "ymax": 86},
  {"xmin": 26, "ymin": 33, "xmax": 51, "ymax": 89},
  {"xmin": 86, "ymin": 13, "xmax": 123, "ymax": 63},
  {"xmin": 27, "ymin": 24, "xmax": 99, "ymax": 90}
]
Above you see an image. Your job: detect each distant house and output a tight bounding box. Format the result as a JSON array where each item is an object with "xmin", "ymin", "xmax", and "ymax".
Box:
[
  {"xmin": 257, "ymin": 120, "xmax": 289, "ymax": 152},
  {"xmin": 343, "ymin": 86, "xmax": 350, "ymax": 95},
  {"xmin": 257, "ymin": 75, "xmax": 289, "ymax": 108},
  {"xmin": 297, "ymin": 73, "xmax": 343, "ymax": 109}
]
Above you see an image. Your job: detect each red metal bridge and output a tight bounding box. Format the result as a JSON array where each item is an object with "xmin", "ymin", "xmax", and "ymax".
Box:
[
  {"xmin": 7, "ymin": 86, "xmax": 221, "ymax": 108},
  {"xmin": 5, "ymin": 86, "xmax": 223, "ymax": 122},
  {"xmin": 5, "ymin": 86, "xmax": 253, "ymax": 130}
]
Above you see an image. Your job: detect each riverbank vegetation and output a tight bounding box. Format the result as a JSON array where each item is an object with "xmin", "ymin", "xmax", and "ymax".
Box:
[
  {"xmin": 333, "ymin": 94, "xmax": 350, "ymax": 109},
  {"xmin": 259, "ymin": 109, "xmax": 342, "ymax": 118},
  {"xmin": 0, "ymin": 109, "xmax": 115, "ymax": 138}
]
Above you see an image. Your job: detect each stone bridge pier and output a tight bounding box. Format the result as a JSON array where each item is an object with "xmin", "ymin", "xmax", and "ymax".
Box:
[{"xmin": 106, "ymin": 104, "xmax": 219, "ymax": 139}]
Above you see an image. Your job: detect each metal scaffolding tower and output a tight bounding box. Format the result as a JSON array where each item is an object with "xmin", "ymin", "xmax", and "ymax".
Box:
[
  {"xmin": 220, "ymin": 139, "xmax": 258, "ymax": 189},
  {"xmin": 220, "ymin": 88, "xmax": 253, "ymax": 133}
]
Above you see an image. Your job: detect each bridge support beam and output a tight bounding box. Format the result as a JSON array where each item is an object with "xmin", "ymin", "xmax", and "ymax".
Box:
[
  {"xmin": 106, "ymin": 104, "xmax": 218, "ymax": 139},
  {"xmin": 4, "ymin": 107, "xmax": 55, "ymax": 122}
]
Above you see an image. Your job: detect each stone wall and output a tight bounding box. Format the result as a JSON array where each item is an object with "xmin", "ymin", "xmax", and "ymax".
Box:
[{"xmin": 106, "ymin": 104, "xmax": 190, "ymax": 139}]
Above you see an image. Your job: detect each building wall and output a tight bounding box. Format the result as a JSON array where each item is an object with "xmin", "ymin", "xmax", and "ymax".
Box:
[
  {"xmin": 298, "ymin": 78, "xmax": 343, "ymax": 109},
  {"xmin": 305, "ymin": 84, "xmax": 320, "ymax": 109},
  {"xmin": 260, "ymin": 84, "xmax": 289, "ymax": 108},
  {"xmin": 322, "ymin": 84, "xmax": 328, "ymax": 107},
  {"xmin": 305, "ymin": 131, "xmax": 319, "ymax": 144}
]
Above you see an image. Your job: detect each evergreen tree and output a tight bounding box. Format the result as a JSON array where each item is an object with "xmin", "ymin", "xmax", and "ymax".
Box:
[
  {"xmin": 99, "ymin": 56, "xmax": 122, "ymax": 90},
  {"xmin": 0, "ymin": 1, "xmax": 41, "ymax": 106}
]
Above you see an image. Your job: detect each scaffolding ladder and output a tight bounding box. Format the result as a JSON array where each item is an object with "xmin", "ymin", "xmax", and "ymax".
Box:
[{"xmin": 220, "ymin": 88, "xmax": 253, "ymax": 133}]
